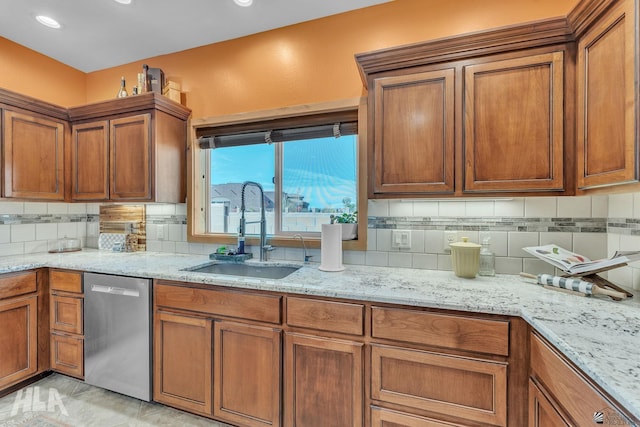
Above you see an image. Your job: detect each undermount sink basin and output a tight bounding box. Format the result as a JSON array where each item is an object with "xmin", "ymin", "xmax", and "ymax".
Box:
[{"xmin": 186, "ymin": 262, "xmax": 300, "ymax": 279}]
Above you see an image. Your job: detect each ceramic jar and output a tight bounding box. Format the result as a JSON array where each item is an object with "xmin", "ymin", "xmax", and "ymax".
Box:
[{"xmin": 450, "ymin": 237, "xmax": 481, "ymax": 278}]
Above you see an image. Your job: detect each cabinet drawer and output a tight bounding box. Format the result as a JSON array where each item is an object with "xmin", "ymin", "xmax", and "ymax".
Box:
[
  {"xmin": 371, "ymin": 344, "xmax": 507, "ymax": 427},
  {"xmin": 50, "ymin": 270, "xmax": 83, "ymax": 293},
  {"xmin": 51, "ymin": 294, "xmax": 83, "ymax": 335},
  {"xmin": 372, "ymin": 307, "xmax": 509, "ymax": 356},
  {"xmin": 0, "ymin": 271, "xmax": 37, "ymax": 300},
  {"xmin": 155, "ymin": 283, "xmax": 281, "ymax": 324},
  {"xmin": 286, "ymin": 297, "xmax": 364, "ymax": 335},
  {"xmin": 51, "ymin": 333, "xmax": 83, "ymax": 379},
  {"xmin": 530, "ymin": 333, "xmax": 631, "ymax": 426},
  {"xmin": 371, "ymin": 407, "xmax": 467, "ymax": 427}
]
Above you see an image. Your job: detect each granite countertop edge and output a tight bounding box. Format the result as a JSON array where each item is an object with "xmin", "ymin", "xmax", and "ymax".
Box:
[{"xmin": 1, "ymin": 250, "xmax": 638, "ymax": 422}]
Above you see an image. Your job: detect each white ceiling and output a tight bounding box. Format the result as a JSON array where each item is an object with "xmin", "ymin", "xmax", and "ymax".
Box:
[{"xmin": 0, "ymin": 0, "xmax": 391, "ymax": 73}]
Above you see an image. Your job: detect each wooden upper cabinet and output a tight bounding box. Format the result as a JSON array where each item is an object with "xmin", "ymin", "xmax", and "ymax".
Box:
[
  {"xmin": 371, "ymin": 69, "xmax": 455, "ymax": 196},
  {"xmin": 463, "ymin": 51, "xmax": 565, "ymax": 193},
  {"xmin": 3, "ymin": 110, "xmax": 66, "ymax": 200},
  {"xmin": 71, "ymin": 120, "xmax": 109, "ymax": 200},
  {"xmin": 576, "ymin": 0, "xmax": 637, "ymax": 189},
  {"xmin": 110, "ymin": 114, "xmax": 151, "ymax": 200},
  {"xmin": 68, "ymin": 92, "xmax": 191, "ymax": 203}
]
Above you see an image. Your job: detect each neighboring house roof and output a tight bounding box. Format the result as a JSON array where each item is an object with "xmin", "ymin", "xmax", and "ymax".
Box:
[{"xmin": 210, "ymin": 183, "xmax": 275, "ymax": 210}]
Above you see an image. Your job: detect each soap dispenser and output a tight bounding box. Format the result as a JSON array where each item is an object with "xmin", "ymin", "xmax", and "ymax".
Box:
[{"xmin": 478, "ymin": 235, "xmax": 495, "ymax": 276}]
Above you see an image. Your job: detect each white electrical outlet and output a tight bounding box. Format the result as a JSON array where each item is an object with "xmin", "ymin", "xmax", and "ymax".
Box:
[
  {"xmin": 443, "ymin": 231, "xmax": 458, "ymax": 253},
  {"xmin": 391, "ymin": 230, "xmax": 411, "ymax": 249}
]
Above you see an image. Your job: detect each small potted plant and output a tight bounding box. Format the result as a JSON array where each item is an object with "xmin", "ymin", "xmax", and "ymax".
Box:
[{"xmin": 331, "ymin": 211, "xmax": 358, "ymax": 240}]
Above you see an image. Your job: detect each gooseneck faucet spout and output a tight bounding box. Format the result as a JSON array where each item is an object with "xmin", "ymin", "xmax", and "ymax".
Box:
[{"xmin": 240, "ymin": 181, "xmax": 271, "ymax": 261}]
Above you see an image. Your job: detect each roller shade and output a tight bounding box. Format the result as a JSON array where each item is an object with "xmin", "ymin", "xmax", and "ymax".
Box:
[{"xmin": 198, "ymin": 121, "xmax": 357, "ymax": 149}]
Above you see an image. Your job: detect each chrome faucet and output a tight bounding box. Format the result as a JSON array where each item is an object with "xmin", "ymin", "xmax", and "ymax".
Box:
[
  {"xmin": 240, "ymin": 181, "xmax": 272, "ymax": 261},
  {"xmin": 293, "ymin": 234, "xmax": 312, "ymax": 263}
]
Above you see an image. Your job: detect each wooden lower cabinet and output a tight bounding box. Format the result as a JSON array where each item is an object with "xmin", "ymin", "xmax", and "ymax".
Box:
[
  {"xmin": 371, "ymin": 344, "xmax": 507, "ymax": 427},
  {"xmin": 154, "ymin": 311, "xmax": 213, "ymax": 416},
  {"xmin": 0, "ymin": 295, "xmax": 38, "ymax": 389},
  {"xmin": 371, "ymin": 407, "xmax": 468, "ymax": 427},
  {"xmin": 284, "ymin": 332, "xmax": 364, "ymax": 427},
  {"xmin": 214, "ymin": 321, "xmax": 281, "ymax": 427},
  {"xmin": 528, "ymin": 380, "xmax": 570, "ymax": 427},
  {"xmin": 50, "ymin": 333, "xmax": 83, "ymax": 379}
]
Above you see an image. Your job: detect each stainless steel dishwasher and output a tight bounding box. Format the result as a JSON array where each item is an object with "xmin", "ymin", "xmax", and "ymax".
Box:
[{"xmin": 84, "ymin": 272, "xmax": 151, "ymax": 401}]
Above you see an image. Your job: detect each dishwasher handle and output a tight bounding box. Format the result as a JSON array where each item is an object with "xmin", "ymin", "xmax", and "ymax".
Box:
[{"xmin": 90, "ymin": 284, "xmax": 140, "ymax": 297}]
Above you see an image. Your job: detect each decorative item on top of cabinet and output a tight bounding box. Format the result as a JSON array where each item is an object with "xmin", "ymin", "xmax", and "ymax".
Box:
[
  {"xmin": 68, "ymin": 92, "xmax": 191, "ymax": 202},
  {"xmin": 574, "ymin": 0, "xmax": 637, "ymax": 189}
]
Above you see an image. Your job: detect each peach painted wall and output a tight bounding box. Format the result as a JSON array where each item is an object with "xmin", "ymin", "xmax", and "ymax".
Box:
[
  {"xmin": 0, "ymin": 37, "xmax": 86, "ymax": 107},
  {"xmin": 86, "ymin": 0, "xmax": 577, "ymax": 119}
]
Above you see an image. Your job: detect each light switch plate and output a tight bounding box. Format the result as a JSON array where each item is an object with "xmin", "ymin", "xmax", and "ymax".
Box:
[{"xmin": 391, "ymin": 230, "xmax": 411, "ymax": 249}]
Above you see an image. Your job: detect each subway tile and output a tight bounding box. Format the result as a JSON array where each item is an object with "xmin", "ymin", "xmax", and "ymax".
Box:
[
  {"xmin": 607, "ymin": 233, "xmax": 621, "ymax": 256},
  {"xmin": 146, "ymin": 241, "xmax": 162, "ymax": 252},
  {"xmin": 412, "ymin": 253, "xmax": 438, "ymax": 270},
  {"xmin": 187, "ymin": 243, "xmax": 205, "ymax": 255},
  {"xmin": 175, "ymin": 203, "xmax": 187, "ymax": 216},
  {"xmin": 557, "ymin": 196, "xmax": 591, "ymax": 218},
  {"xmin": 465, "ymin": 201, "xmax": 495, "ymax": 217},
  {"xmin": 525, "ymin": 197, "xmax": 556, "ymax": 217},
  {"xmin": 495, "ymin": 257, "xmax": 523, "ymax": 274},
  {"xmin": 608, "ymin": 266, "xmax": 632, "ymax": 289},
  {"xmin": 365, "ymin": 251, "xmax": 389, "ymax": 267},
  {"xmin": 591, "ymin": 195, "xmax": 608, "ymax": 218},
  {"xmin": 11, "ymin": 224, "xmax": 35, "ymax": 242},
  {"xmin": 407, "ymin": 230, "xmax": 425, "ymax": 253},
  {"xmin": 424, "ymin": 230, "xmax": 444, "ymax": 254},
  {"xmin": 366, "ymin": 229, "xmax": 377, "ymax": 251},
  {"xmin": 631, "ymin": 268, "xmax": 640, "ymax": 291},
  {"xmin": 0, "ymin": 202, "xmax": 24, "ymax": 215},
  {"xmin": 412, "ymin": 201, "xmax": 439, "ymax": 217},
  {"xmin": 57, "ymin": 223, "xmax": 78, "ymax": 238},
  {"xmin": 36, "ymin": 223, "xmax": 58, "ymax": 241},
  {"xmin": 174, "ymin": 242, "xmax": 190, "ymax": 254},
  {"xmin": 87, "ymin": 204, "xmax": 101, "ymax": 215},
  {"xmin": 495, "ymin": 198, "xmax": 524, "ymax": 217},
  {"xmin": 0, "ymin": 226, "xmax": 11, "ymax": 244},
  {"xmin": 24, "ymin": 203, "xmax": 47, "ymax": 214},
  {"xmin": 522, "ymin": 258, "xmax": 555, "ymax": 275},
  {"xmin": 539, "ymin": 232, "xmax": 573, "ymax": 250},
  {"xmin": 0, "ymin": 242, "xmax": 24, "ymax": 256},
  {"xmin": 437, "ymin": 254, "xmax": 452, "ymax": 271},
  {"xmin": 68, "ymin": 203, "xmax": 87, "ymax": 214},
  {"xmin": 161, "ymin": 241, "xmax": 176, "ymax": 253},
  {"xmin": 389, "ymin": 252, "xmax": 412, "ymax": 268},
  {"xmin": 609, "ymin": 193, "xmax": 633, "ymax": 217},
  {"xmin": 389, "ymin": 200, "xmax": 413, "ymax": 216},
  {"xmin": 438, "ymin": 201, "xmax": 465, "ymax": 217},
  {"xmin": 146, "ymin": 204, "xmax": 176, "ymax": 215},
  {"xmin": 507, "ymin": 232, "xmax": 539, "ymax": 257},
  {"xmin": 483, "ymin": 231, "xmax": 507, "ymax": 257},
  {"xmin": 24, "ymin": 241, "xmax": 48, "ymax": 254},
  {"xmin": 168, "ymin": 224, "xmax": 185, "ymax": 242},
  {"xmin": 634, "ymin": 193, "xmax": 640, "ymax": 219},
  {"xmin": 367, "ymin": 200, "xmax": 389, "ymax": 217},
  {"xmin": 344, "ymin": 250, "xmax": 366, "ymax": 265},
  {"xmin": 376, "ymin": 229, "xmax": 396, "ymax": 252},
  {"xmin": 47, "ymin": 203, "xmax": 68, "ymax": 214},
  {"xmin": 86, "ymin": 222, "xmax": 99, "ymax": 237},
  {"xmin": 572, "ymin": 233, "xmax": 607, "ymax": 261}
]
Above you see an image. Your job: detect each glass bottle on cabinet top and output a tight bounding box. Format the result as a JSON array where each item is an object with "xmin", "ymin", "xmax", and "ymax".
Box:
[{"xmin": 117, "ymin": 76, "xmax": 128, "ymax": 98}]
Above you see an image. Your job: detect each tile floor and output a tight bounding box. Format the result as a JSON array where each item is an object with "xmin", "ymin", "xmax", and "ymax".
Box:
[{"xmin": 0, "ymin": 374, "xmax": 233, "ymax": 427}]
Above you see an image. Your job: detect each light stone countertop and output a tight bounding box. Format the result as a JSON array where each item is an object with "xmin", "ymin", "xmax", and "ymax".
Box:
[{"xmin": 2, "ymin": 250, "xmax": 639, "ymax": 423}]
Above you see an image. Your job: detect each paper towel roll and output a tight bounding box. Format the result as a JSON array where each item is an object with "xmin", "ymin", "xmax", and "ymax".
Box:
[{"xmin": 319, "ymin": 223, "xmax": 345, "ymax": 272}]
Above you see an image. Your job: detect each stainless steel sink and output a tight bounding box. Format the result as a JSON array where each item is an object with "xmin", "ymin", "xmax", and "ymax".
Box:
[{"xmin": 185, "ymin": 262, "xmax": 300, "ymax": 279}]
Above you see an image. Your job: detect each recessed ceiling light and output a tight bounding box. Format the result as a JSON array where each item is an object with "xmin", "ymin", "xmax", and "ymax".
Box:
[
  {"xmin": 234, "ymin": 0, "xmax": 253, "ymax": 7},
  {"xmin": 114, "ymin": 0, "xmax": 132, "ymax": 4},
  {"xmin": 35, "ymin": 15, "xmax": 61, "ymax": 29}
]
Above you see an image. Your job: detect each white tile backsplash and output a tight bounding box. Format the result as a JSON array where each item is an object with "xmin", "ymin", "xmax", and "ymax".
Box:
[
  {"xmin": 389, "ymin": 252, "xmax": 412, "ymax": 268},
  {"xmin": 557, "ymin": 196, "xmax": 592, "ymax": 217},
  {"xmin": 438, "ymin": 201, "xmax": 465, "ymax": 217},
  {"xmin": 367, "ymin": 200, "xmax": 389, "ymax": 217},
  {"xmin": 47, "ymin": 203, "xmax": 68, "ymax": 214},
  {"xmin": 412, "ymin": 201, "xmax": 439, "ymax": 216},
  {"xmin": 609, "ymin": 193, "xmax": 633, "ymax": 217},
  {"xmin": 525, "ymin": 197, "xmax": 556, "ymax": 217},
  {"xmin": 412, "ymin": 253, "xmax": 437, "ymax": 269},
  {"xmin": 11, "ymin": 224, "xmax": 35, "ymax": 242},
  {"xmin": 465, "ymin": 201, "xmax": 495, "ymax": 217},
  {"xmin": 365, "ymin": 251, "xmax": 389, "ymax": 267},
  {"xmin": 24, "ymin": 203, "xmax": 47, "ymax": 214},
  {"xmin": 508, "ymin": 232, "xmax": 539, "ymax": 257},
  {"xmin": 389, "ymin": 200, "xmax": 413, "ymax": 216},
  {"xmin": 572, "ymin": 233, "xmax": 607, "ymax": 260},
  {"xmin": 495, "ymin": 198, "xmax": 524, "ymax": 217},
  {"xmin": 36, "ymin": 223, "xmax": 58, "ymax": 241},
  {"xmin": 539, "ymin": 232, "xmax": 573, "ymax": 250}
]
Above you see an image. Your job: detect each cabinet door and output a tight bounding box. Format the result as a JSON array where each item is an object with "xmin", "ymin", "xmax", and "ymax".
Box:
[
  {"xmin": 372, "ymin": 69, "xmax": 455, "ymax": 195},
  {"xmin": 371, "ymin": 407, "xmax": 468, "ymax": 427},
  {"xmin": 50, "ymin": 333, "xmax": 83, "ymax": 379},
  {"xmin": 576, "ymin": 0, "xmax": 637, "ymax": 189},
  {"xmin": 529, "ymin": 380, "xmax": 571, "ymax": 427},
  {"xmin": 110, "ymin": 113, "xmax": 151, "ymax": 200},
  {"xmin": 0, "ymin": 295, "xmax": 38, "ymax": 389},
  {"xmin": 214, "ymin": 321, "xmax": 281, "ymax": 427},
  {"xmin": 464, "ymin": 52, "xmax": 565, "ymax": 192},
  {"xmin": 284, "ymin": 333, "xmax": 363, "ymax": 427},
  {"xmin": 154, "ymin": 311, "xmax": 212, "ymax": 416},
  {"xmin": 3, "ymin": 110, "xmax": 65, "ymax": 200},
  {"xmin": 50, "ymin": 294, "xmax": 83, "ymax": 335},
  {"xmin": 71, "ymin": 120, "xmax": 109, "ymax": 200}
]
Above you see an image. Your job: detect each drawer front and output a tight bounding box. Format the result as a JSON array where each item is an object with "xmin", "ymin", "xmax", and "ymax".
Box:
[
  {"xmin": 51, "ymin": 333, "xmax": 84, "ymax": 379},
  {"xmin": 530, "ymin": 333, "xmax": 632, "ymax": 427},
  {"xmin": 371, "ymin": 344, "xmax": 507, "ymax": 427},
  {"xmin": 155, "ymin": 283, "xmax": 281, "ymax": 324},
  {"xmin": 51, "ymin": 294, "xmax": 83, "ymax": 335},
  {"xmin": 371, "ymin": 407, "xmax": 468, "ymax": 427},
  {"xmin": 286, "ymin": 297, "xmax": 364, "ymax": 335},
  {"xmin": 372, "ymin": 307, "xmax": 509, "ymax": 356},
  {"xmin": 50, "ymin": 270, "xmax": 83, "ymax": 293},
  {"xmin": 0, "ymin": 271, "xmax": 37, "ymax": 300}
]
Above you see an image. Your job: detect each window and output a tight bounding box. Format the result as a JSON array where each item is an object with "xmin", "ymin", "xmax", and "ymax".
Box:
[{"xmin": 189, "ymin": 99, "xmax": 366, "ymax": 250}]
